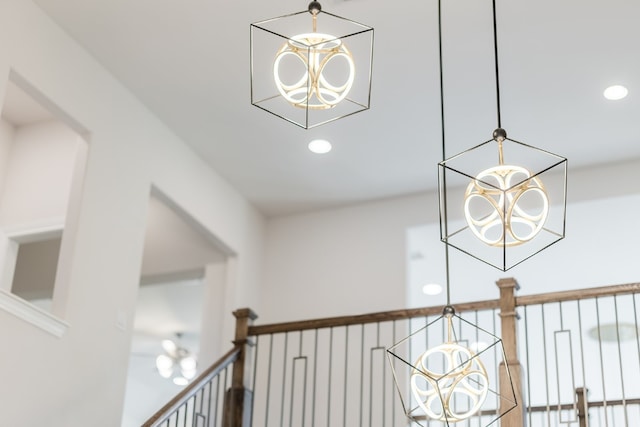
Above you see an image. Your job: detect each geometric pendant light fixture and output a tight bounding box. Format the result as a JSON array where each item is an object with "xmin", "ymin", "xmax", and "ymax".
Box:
[
  {"xmin": 438, "ymin": 132, "xmax": 568, "ymax": 271},
  {"xmin": 438, "ymin": 0, "xmax": 567, "ymax": 271},
  {"xmin": 388, "ymin": 1, "xmax": 517, "ymax": 424},
  {"xmin": 386, "ymin": 306, "xmax": 518, "ymax": 426},
  {"xmin": 250, "ymin": 1, "xmax": 374, "ymax": 129}
]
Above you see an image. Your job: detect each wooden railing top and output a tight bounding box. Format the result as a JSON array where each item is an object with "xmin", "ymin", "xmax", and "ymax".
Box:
[
  {"xmin": 249, "ymin": 299, "xmax": 501, "ymax": 336},
  {"xmin": 248, "ymin": 282, "xmax": 639, "ymax": 336},
  {"xmin": 515, "ymin": 282, "xmax": 640, "ymax": 306},
  {"xmin": 142, "ymin": 345, "xmax": 241, "ymax": 427}
]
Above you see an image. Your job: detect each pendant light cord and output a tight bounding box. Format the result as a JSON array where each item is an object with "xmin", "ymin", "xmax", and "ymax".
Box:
[
  {"xmin": 440, "ymin": 0, "xmax": 504, "ymax": 306},
  {"xmin": 492, "ymin": 0, "xmax": 502, "ymax": 128},
  {"xmin": 437, "ymin": 0, "xmax": 451, "ymax": 307}
]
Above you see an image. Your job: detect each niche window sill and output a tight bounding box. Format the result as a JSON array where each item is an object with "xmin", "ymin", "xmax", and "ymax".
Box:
[{"xmin": 0, "ymin": 289, "xmax": 69, "ymax": 337}]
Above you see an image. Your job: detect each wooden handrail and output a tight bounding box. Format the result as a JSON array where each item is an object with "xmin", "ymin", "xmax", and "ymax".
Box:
[
  {"xmin": 248, "ymin": 282, "xmax": 640, "ymax": 336},
  {"xmin": 526, "ymin": 397, "xmax": 640, "ymax": 413},
  {"xmin": 413, "ymin": 396, "xmax": 640, "ymax": 419},
  {"xmin": 516, "ymin": 282, "xmax": 640, "ymax": 306},
  {"xmin": 249, "ymin": 299, "xmax": 500, "ymax": 336},
  {"xmin": 142, "ymin": 345, "xmax": 241, "ymax": 427}
]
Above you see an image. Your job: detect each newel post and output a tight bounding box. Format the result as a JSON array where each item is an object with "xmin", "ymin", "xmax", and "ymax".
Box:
[
  {"xmin": 576, "ymin": 387, "xmax": 589, "ymax": 427},
  {"xmin": 496, "ymin": 278, "xmax": 525, "ymax": 426},
  {"xmin": 224, "ymin": 308, "xmax": 258, "ymax": 427}
]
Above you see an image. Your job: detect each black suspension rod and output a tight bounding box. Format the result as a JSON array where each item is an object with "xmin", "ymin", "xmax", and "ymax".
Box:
[{"xmin": 492, "ymin": 0, "xmax": 502, "ymax": 128}]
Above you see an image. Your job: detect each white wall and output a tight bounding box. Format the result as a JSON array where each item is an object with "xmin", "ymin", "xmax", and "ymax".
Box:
[
  {"xmin": 0, "ymin": 119, "xmax": 16, "ymax": 290},
  {"xmin": 0, "ymin": 118, "xmax": 14, "ymax": 196},
  {"xmin": 261, "ymin": 193, "xmax": 430, "ymax": 323},
  {"xmin": 0, "ymin": 120, "xmax": 80, "ymax": 227},
  {"xmin": 0, "ymin": 1, "xmax": 264, "ymax": 426},
  {"xmin": 261, "ymin": 158, "xmax": 640, "ymax": 323},
  {"xmin": 407, "ymin": 192, "xmax": 640, "ymax": 309}
]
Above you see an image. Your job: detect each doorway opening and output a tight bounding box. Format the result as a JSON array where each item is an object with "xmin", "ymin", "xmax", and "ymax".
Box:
[{"xmin": 121, "ymin": 189, "xmax": 233, "ymax": 426}]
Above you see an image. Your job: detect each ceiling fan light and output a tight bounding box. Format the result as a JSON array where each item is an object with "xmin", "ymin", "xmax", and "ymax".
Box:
[
  {"xmin": 173, "ymin": 376, "xmax": 189, "ymax": 386},
  {"xmin": 182, "ymin": 368, "xmax": 197, "ymax": 380},
  {"xmin": 156, "ymin": 354, "xmax": 174, "ymax": 372},
  {"xmin": 180, "ymin": 356, "xmax": 197, "ymax": 372},
  {"xmin": 161, "ymin": 339, "xmax": 177, "ymax": 354},
  {"xmin": 158, "ymin": 368, "xmax": 173, "ymax": 379}
]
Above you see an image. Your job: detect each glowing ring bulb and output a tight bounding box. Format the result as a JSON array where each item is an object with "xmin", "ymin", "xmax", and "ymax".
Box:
[
  {"xmin": 273, "ymin": 33, "xmax": 355, "ymax": 109},
  {"xmin": 464, "ymin": 165, "xmax": 549, "ymax": 247},
  {"xmin": 411, "ymin": 343, "xmax": 489, "ymax": 422}
]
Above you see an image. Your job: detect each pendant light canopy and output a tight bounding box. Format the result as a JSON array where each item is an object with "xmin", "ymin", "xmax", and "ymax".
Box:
[
  {"xmin": 250, "ymin": 1, "xmax": 374, "ymax": 129},
  {"xmin": 387, "ymin": 306, "xmax": 517, "ymax": 426},
  {"xmin": 438, "ymin": 0, "xmax": 567, "ymax": 271}
]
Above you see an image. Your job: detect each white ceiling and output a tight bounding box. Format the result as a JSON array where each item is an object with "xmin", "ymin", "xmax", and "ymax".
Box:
[{"xmin": 32, "ymin": 0, "xmax": 640, "ymax": 216}]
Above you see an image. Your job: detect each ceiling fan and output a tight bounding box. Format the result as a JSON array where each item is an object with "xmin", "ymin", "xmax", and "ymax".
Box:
[
  {"xmin": 131, "ymin": 331, "xmax": 199, "ymax": 386},
  {"xmin": 155, "ymin": 334, "xmax": 198, "ymax": 386}
]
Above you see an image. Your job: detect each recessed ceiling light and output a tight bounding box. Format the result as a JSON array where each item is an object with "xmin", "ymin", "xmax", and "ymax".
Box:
[
  {"xmin": 603, "ymin": 85, "xmax": 628, "ymax": 100},
  {"xmin": 308, "ymin": 139, "xmax": 332, "ymax": 154},
  {"xmin": 422, "ymin": 283, "xmax": 443, "ymax": 295}
]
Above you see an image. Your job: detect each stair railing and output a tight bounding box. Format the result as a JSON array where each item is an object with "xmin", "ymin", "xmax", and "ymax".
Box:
[
  {"xmin": 143, "ymin": 280, "xmax": 640, "ymax": 427},
  {"xmin": 143, "ymin": 309, "xmax": 257, "ymax": 427}
]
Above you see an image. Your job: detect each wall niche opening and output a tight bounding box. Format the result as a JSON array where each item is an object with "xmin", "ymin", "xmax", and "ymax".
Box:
[
  {"xmin": 0, "ymin": 70, "xmax": 89, "ymax": 330},
  {"xmin": 10, "ymin": 234, "xmax": 62, "ymax": 312}
]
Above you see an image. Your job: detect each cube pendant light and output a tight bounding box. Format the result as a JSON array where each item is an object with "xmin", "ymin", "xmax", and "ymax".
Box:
[
  {"xmin": 387, "ymin": 307, "xmax": 518, "ymax": 426},
  {"xmin": 438, "ymin": 0, "xmax": 568, "ymax": 271},
  {"xmin": 250, "ymin": 1, "xmax": 374, "ymax": 129},
  {"xmin": 388, "ymin": 0, "xmax": 527, "ymax": 421},
  {"xmin": 439, "ymin": 128, "xmax": 567, "ymax": 271}
]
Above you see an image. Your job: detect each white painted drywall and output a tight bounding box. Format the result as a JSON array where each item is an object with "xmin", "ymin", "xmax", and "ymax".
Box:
[
  {"xmin": 198, "ymin": 262, "xmax": 229, "ymax": 368},
  {"xmin": 0, "ymin": 118, "xmax": 14, "ymax": 197},
  {"xmin": 0, "ymin": 119, "xmax": 15, "ymax": 291},
  {"xmin": 261, "ymin": 193, "xmax": 432, "ymax": 323},
  {"xmin": 0, "ymin": 1, "xmax": 264, "ymax": 426},
  {"xmin": 0, "ymin": 120, "xmax": 79, "ymax": 227}
]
